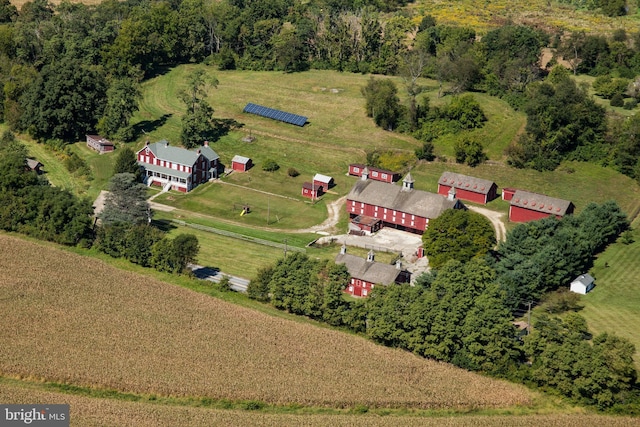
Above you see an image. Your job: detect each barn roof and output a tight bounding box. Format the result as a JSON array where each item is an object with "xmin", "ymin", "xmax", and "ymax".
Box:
[
  {"xmin": 232, "ymin": 155, "xmax": 251, "ymax": 164},
  {"xmin": 350, "ymin": 164, "xmax": 398, "ymax": 176},
  {"xmin": 313, "ymin": 173, "xmax": 333, "ymax": 183},
  {"xmin": 302, "ymin": 182, "xmax": 319, "ymax": 191},
  {"xmin": 86, "ymin": 135, "xmax": 114, "ymax": 146},
  {"xmin": 438, "ymin": 172, "xmax": 495, "ymax": 195},
  {"xmin": 26, "ymin": 158, "xmax": 43, "ymax": 170},
  {"xmin": 510, "ymin": 190, "xmax": 573, "ymax": 216},
  {"xmin": 140, "ymin": 141, "xmax": 219, "ymax": 165},
  {"xmin": 347, "ymin": 179, "xmax": 459, "ymax": 219},
  {"xmin": 335, "ymin": 253, "xmax": 401, "ymax": 285}
]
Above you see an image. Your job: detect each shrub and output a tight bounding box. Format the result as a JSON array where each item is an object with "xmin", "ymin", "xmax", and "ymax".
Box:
[
  {"xmin": 453, "ymin": 136, "xmax": 487, "ymax": 167},
  {"xmin": 287, "ymin": 167, "xmax": 299, "ymax": 177},
  {"xmin": 623, "ymin": 99, "xmax": 638, "ymax": 110},
  {"xmin": 611, "ymin": 94, "xmax": 624, "ymax": 107},
  {"xmin": 415, "ymin": 141, "xmax": 435, "ymax": 161},
  {"xmin": 262, "ymin": 159, "xmax": 280, "ymax": 172}
]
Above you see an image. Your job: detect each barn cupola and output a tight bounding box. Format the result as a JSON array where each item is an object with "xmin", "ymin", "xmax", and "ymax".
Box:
[
  {"xmin": 361, "ymin": 167, "xmax": 369, "ymax": 181},
  {"xmin": 204, "ymin": 140, "xmax": 209, "ymax": 147},
  {"xmin": 402, "ymin": 172, "xmax": 414, "ymax": 191},
  {"xmin": 447, "ymin": 187, "xmax": 456, "ymax": 201},
  {"xmin": 367, "ymin": 250, "xmax": 375, "ymax": 262}
]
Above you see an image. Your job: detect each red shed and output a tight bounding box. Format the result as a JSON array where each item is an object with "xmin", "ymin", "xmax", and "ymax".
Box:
[
  {"xmin": 302, "ymin": 182, "xmax": 322, "ymax": 199},
  {"xmin": 231, "ymin": 155, "xmax": 252, "ymax": 172},
  {"xmin": 313, "ymin": 173, "xmax": 334, "ymax": 191},
  {"xmin": 348, "ymin": 164, "xmax": 399, "ymax": 183},
  {"xmin": 509, "ymin": 190, "xmax": 574, "ymax": 223},
  {"xmin": 502, "ymin": 188, "xmax": 517, "ymax": 201},
  {"xmin": 437, "ymin": 172, "xmax": 498, "ymax": 205}
]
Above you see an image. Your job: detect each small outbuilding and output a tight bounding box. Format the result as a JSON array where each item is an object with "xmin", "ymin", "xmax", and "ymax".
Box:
[
  {"xmin": 86, "ymin": 134, "xmax": 114, "ymax": 154},
  {"xmin": 231, "ymin": 155, "xmax": 252, "ymax": 172},
  {"xmin": 302, "ymin": 182, "xmax": 322, "ymax": 199},
  {"xmin": 570, "ymin": 274, "xmax": 595, "ymax": 295},
  {"xmin": 437, "ymin": 171, "xmax": 498, "ymax": 205},
  {"xmin": 502, "ymin": 188, "xmax": 517, "ymax": 201},
  {"xmin": 335, "ymin": 247, "xmax": 410, "ymax": 297},
  {"xmin": 26, "ymin": 158, "xmax": 43, "ymax": 174},
  {"xmin": 313, "ymin": 173, "xmax": 334, "ymax": 191},
  {"xmin": 509, "ymin": 190, "xmax": 574, "ymax": 223},
  {"xmin": 348, "ymin": 164, "xmax": 399, "ymax": 183}
]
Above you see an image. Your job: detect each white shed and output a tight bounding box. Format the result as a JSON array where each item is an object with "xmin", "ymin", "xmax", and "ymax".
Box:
[{"xmin": 570, "ymin": 274, "xmax": 595, "ymax": 295}]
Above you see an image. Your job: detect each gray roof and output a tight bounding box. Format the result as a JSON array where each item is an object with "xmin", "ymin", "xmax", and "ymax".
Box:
[
  {"xmin": 347, "ymin": 180, "xmax": 459, "ymax": 219},
  {"xmin": 572, "ymin": 274, "xmax": 595, "ymax": 286},
  {"xmin": 26, "ymin": 158, "xmax": 42, "ymax": 169},
  {"xmin": 335, "ymin": 253, "xmax": 401, "ymax": 285},
  {"xmin": 313, "ymin": 173, "xmax": 333, "ymax": 183},
  {"xmin": 138, "ymin": 162, "xmax": 191, "ymax": 179},
  {"xmin": 510, "ymin": 190, "xmax": 573, "ymax": 216},
  {"xmin": 438, "ymin": 172, "xmax": 496, "ymax": 195},
  {"xmin": 232, "ymin": 155, "xmax": 251, "ymax": 164},
  {"xmin": 143, "ymin": 141, "xmax": 219, "ymax": 165}
]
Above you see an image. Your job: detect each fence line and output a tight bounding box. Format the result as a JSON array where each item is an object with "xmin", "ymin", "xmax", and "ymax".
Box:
[{"xmin": 172, "ymin": 220, "xmax": 306, "ymax": 253}]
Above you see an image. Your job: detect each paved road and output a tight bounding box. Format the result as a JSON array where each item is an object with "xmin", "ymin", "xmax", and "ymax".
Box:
[{"xmin": 188, "ymin": 264, "xmax": 250, "ymax": 293}]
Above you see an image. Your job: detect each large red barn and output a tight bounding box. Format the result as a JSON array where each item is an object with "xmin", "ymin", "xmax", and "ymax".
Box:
[
  {"xmin": 335, "ymin": 248, "xmax": 409, "ymax": 297},
  {"xmin": 346, "ymin": 172, "xmax": 464, "ymax": 234},
  {"xmin": 348, "ymin": 164, "xmax": 399, "ymax": 183},
  {"xmin": 509, "ymin": 190, "xmax": 574, "ymax": 222},
  {"xmin": 437, "ymin": 172, "xmax": 497, "ymax": 205}
]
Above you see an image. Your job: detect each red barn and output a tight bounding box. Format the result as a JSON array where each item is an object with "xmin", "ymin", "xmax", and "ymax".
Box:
[
  {"xmin": 348, "ymin": 164, "xmax": 399, "ymax": 183},
  {"xmin": 301, "ymin": 182, "xmax": 322, "ymax": 199},
  {"xmin": 437, "ymin": 172, "xmax": 497, "ymax": 205},
  {"xmin": 335, "ymin": 248, "xmax": 409, "ymax": 297},
  {"xmin": 502, "ymin": 188, "xmax": 517, "ymax": 201},
  {"xmin": 346, "ymin": 172, "xmax": 464, "ymax": 234},
  {"xmin": 136, "ymin": 140, "xmax": 219, "ymax": 192},
  {"xmin": 231, "ymin": 155, "xmax": 252, "ymax": 172},
  {"xmin": 313, "ymin": 173, "xmax": 334, "ymax": 191},
  {"xmin": 86, "ymin": 135, "xmax": 114, "ymax": 153},
  {"xmin": 509, "ymin": 190, "xmax": 574, "ymax": 223}
]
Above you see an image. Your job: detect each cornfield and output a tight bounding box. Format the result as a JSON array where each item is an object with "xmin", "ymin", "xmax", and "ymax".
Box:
[{"xmin": 0, "ymin": 235, "xmax": 532, "ymax": 410}]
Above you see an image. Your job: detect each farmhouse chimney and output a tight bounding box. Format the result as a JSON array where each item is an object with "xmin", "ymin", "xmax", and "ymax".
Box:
[
  {"xmin": 367, "ymin": 250, "xmax": 375, "ymax": 262},
  {"xmin": 447, "ymin": 187, "xmax": 456, "ymax": 201},
  {"xmin": 204, "ymin": 141, "xmax": 209, "ymax": 147},
  {"xmin": 165, "ymin": 141, "xmax": 169, "ymax": 147},
  {"xmin": 361, "ymin": 167, "xmax": 369, "ymax": 181},
  {"xmin": 340, "ymin": 244, "xmax": 347, "ymax": 255},
  {"xmin": 145, "ymin": 140, "xmax": 150, "ymax": 146},
  {"xmin": 402, "ymin": 172, "xmax": 414, "ymax": 191}
]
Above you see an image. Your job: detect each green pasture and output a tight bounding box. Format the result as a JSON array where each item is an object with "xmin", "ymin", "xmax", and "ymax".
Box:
[
  {"xmin": 579, "ymin": 226, "xmax": 640, "ymax": 369},
  {"xmin": 153, "ymin": 180, "xmax": 330, "ymax": 230}
]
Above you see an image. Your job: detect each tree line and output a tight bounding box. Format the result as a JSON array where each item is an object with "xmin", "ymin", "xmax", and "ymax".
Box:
[{"xmin": 247, "ymin": 203, "xmax": 638, "ymax": 410}]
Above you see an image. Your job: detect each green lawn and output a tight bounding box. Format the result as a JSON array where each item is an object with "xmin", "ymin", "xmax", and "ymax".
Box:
[{"xmin": 578, "ymin": 226, "xmax": 640, "ymax": 369}]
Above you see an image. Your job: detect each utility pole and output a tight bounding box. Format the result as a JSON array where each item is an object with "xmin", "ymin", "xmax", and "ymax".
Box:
[
  {"xmin": 283, "ymin": 239, "xmax": 288, "ymax": 258},
  {"xmin": 267, "ymin": 197, "xmax": 270, "ymax": 225},
  {"xmin": 527, "ymin": 301, "xmax": 532, "ymax": 335}
]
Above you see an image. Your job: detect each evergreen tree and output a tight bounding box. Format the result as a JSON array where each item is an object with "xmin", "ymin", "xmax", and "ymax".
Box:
[
  {"xmin": 113, "ymin": 147, "xmax": 143, "ymax": 182},
  {"xmin": 100, "ymin": 173, "xmax": 149, "ymax": 225}
]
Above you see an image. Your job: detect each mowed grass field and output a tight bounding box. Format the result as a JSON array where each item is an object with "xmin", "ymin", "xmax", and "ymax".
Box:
[
  {"xmin": 1, "ymin": 381, "xmax": 638, "ymax": 427},
  {"xmin": 0, "ymin": 234, "xmax": 538, "ymax": 411}
]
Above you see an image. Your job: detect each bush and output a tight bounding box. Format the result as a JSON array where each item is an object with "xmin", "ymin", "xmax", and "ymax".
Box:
[
  {"xmin": 611, "ymin": 94, "xmax": 624, "ymax": 107},
  {"xmin": 623, "ymin": 99, "xmax": 638, "ymax": 110},
  {"xmin": 453, "ymin": 136, "xmax": 487, "ymax": 167},
  {"xmin": 415, "ymin": 141, "xmax": 435, "ymax": 161},
  {"xmin": 287, "ymin": 167, "xmax": 299, "ymax": 177},
  {"xmin": 262, "ymin": 159, "xmax": 280, "ymax": 172}
]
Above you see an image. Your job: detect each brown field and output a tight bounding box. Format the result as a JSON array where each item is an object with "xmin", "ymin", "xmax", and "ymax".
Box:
[
  {"xmin": 2, "ymin": 382, "xmax": 639, "ymax": 427},
  {"xmin": 0, "ymin": 234, "xmax": 535, "ymax": 410}
]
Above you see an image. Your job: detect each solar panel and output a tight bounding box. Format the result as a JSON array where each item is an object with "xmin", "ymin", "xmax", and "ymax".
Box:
[{"xmin": 243, "ymin": 103, "xmax": 307, "ymax": 127}]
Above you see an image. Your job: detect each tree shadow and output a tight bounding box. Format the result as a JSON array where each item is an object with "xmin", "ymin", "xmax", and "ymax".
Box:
[
  {"xmin": 190, "ymin": 265, "xmax": 221, "ymax": 279},
  {"xmin": 133, "ymin": 114, "xmax": 172, "ymax": 140},
  {"xmin": 151, "ymin": 218, "xmax": 178, "ymax": 232}
]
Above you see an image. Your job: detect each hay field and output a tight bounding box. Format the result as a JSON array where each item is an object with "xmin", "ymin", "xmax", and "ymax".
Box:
[
  {"xmin": 0, "ymin": 234, "xmax": 535, "ymax": 410},
  {"xmin": 2, "ymin": 382, "xmax": 638, "ymax": 427}
]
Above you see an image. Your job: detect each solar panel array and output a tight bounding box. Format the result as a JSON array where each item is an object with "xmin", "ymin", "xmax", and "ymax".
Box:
[{"xmin": 243, "ymin": 103, "xmax": 307, "ymax": 127}]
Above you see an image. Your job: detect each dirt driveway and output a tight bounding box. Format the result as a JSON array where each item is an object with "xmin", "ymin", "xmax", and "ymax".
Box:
[{"xmin": 467, "ymin": 205, "xmax": 507, "ymax": 243}]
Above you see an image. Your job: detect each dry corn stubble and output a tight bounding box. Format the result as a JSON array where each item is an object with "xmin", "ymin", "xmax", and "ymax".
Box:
[{"xmin": 0, "ymin": 234, "xmax": 534, "ymax": 410}]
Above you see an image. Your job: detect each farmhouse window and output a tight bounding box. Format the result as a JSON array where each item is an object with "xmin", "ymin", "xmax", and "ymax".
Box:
[
  {"xmin": 360, "ymin": 203, "xmax": 364, "ymax": 208},
  {"xmin": 360, "ymin": 209, "xmax": 364, "ymax": 215},
  {"xmin": 353, "ymin": 167, "xmax": 359, "ymax": 173},
  {"xmin": 402, "ymin": 219, "xmax": 405, "ymax": 224},
  {"xmin": 374, "ymin": 206, "xmax": 378, "ymax": 211},
  {"xmin": 411, "ymin": 215, "xmax": 415, "ymax": 220},
  {"xmin": 402, "ymin": 213, "xmax": 405, "ymax": 218},
  {"xmin": 349, "ymin": 286, "xmax": 353, "ymax": 292},
  {"xmin": 411, "ymin": 221, "xmax": 415, "ymax": 226},
  {"xmin": 363, "ymin": 290, "xmax": 368, "ymax": 296},
  {"xmin": 372, "ymin": 171, "xmax": 378, "ymax": 177},
  {"xmin": 382, "ymin": 173, "xmax": 387, "ymax": 179},
  {"xmin": 384, "ymin": 208, "xmax": 387, "ymax": 213}
]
